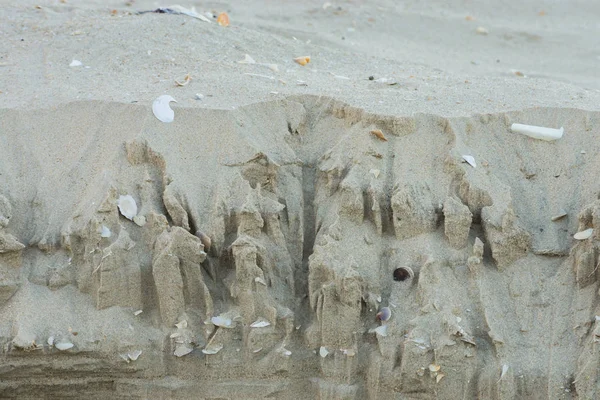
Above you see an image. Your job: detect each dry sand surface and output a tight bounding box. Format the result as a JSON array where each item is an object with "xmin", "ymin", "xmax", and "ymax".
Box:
[{"xmin": 1, "ymin": 0, "xmax": 600, "ymax": 399}]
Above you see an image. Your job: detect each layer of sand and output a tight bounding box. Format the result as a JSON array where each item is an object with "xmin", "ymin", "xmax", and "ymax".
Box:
[{"xmin": 1, "ymin": 1, "xmax": 600, "ymax": 399}]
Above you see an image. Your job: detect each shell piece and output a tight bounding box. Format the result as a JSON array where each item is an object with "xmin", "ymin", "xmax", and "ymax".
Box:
[
  {"xmin": 134, "ymin": 309, "xmax": 143, "ymax": 316},
  {"xmin": 369, "ymin": 169, "xmax": 380, "ymax": 178},
  {"xmin": 342, "ymin": 349, "xmax": 356, "ymax": 357},
  {"xmin": 238, "ymin": 54, "xmax": 256, "ymax": 64},
  {"xmin": 294, "ymin": 56, "xmax": 311, "ymax": 66},
  {"xmin": 47, "ymin": 336, "xmax": 55, "ymax": 346},
  {"xmin": 175, "ymin": 74, "xmax": 191, "ymax": 86},
  {"xmin": 551, "ymin": 209, "xmax": 567, "ymax": 221},
  {"xmin": 133, "ymin": 215, "xmax": 146, "ymax": 227},
  {"xmin": 174, "ymin": 320, "xmax": 188, "ymax": 329},
  {"xmin": 211, "ymin": 315, "xmax": 233, "ymax": 328},
  {"xmin": 574, "ymin": 228, "xmax": 593, "ymax": 240},
  {"xmin": 55, "ymin": 342, "xmax": 74, "ymax": 351},
  {"xmin": 217, "ymin": 12, "xmax": 229, "ymax": 26},
  {"xmin": 99, "ymin": 225, "xmax": 111, "ymax": 238},
  {"xmin": 373, "ymin": 325, "xmax": 388, "ymax": 337},
  {"xmin": 499, "ymin": 364, "xmax": 509, "ymax": 382},
  {"xmin": 152, "ymin": 95, "xmax": 177, "ymax": 123},
  {"xmin": 429, "ymin": 363, "xmax": 441, "ymax": 372},
  {"xmin": 128, "ymin": 350, "xmax": 142, "ymax": 361},
  {"xmin": 436, "ymin": 373, "xmax": 445, "ymax": 383},
  {"xmin": 202, "ymin": 343, "xmax": 223, "ymax": 355},
  {"xmin": 475, "ymin": 26, "xmax": 488, "ymax": 35},
  {"xmin": 393, "ymin": 267, "xmax": 414, "ymax": 281},
  {"xmin": 69, "ymin": 59, "xmax": 83, "ymax": 67},
  {"xmin": 376, "ymin": 307, "xmax": 391, "ymax": 322},
  {"xmin": 254, "ymin": 277, "xmax": 267, "ymax": 286},
  {"xmin": 277, "ymin": 347, "xmax": 292, "ymax": 357},
  {"xmin": 250, "ymin": 319, "xmax": 271, "ymax": 328},
  {"xmin": 462, "ymin": 155, "xmax": 476, "ymax": 168},
  {"xmin": 511, "ymin": 123, "xmax": 563, "ymax": 141},
  {"xmin": 174, "ymin": 344, "xmax": 193, "ymax": 357},
  {"xmin": 117, "ymin": 195, "xmax": 138, "ymax": 220},
  {"xmin": 319, "ymin": 346, "xmax": 329, "ymax": 358},
  {"xmin": 370, "ymin": 129, "xmax": 387, "ymax": 141}
]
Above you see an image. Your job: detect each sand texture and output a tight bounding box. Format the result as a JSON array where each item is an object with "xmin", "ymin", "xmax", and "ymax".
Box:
[{"xmin": 1, "ymin": 1, "xmax": 600, "ymax": 399}]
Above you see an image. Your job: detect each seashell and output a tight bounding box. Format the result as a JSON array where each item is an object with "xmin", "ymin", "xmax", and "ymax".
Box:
[
  {"xmin": 277, "ymin": 347, "xmax": 292, "ymax": 356},
  {"xmin": 211, "ymin": 315, "xmax": 233, "ymax": 328},
  {"xmin": 69, "ymin": 59, "xmax": 82, "ymax": 67},
  {"xmin": 174, "ymin": 74, "xmax": 191, "ymax": 86},
  {"xmin": 55, "ymin": 342, "xmax": 74, "ymax": 351},
  {"xmin": 47, "ymin": 336, "xmax": 54, "ymax": 346},
  {"xmin": 293, "ymin": 56, "xmax": 311, "ymax": 66},
  {"xmin": 254, "ymin": 277, "xmax": 267, "ymax": 286},
  {"xmin": 499, "ymin": 364, "xmax": 509, "ymax": 382},
  {"xmin": 174, "ymin": 344, "xmax": 193, "ymax": 357},
  {"xmin": 511, "ymin": 123, "xmax": 563, "ymax": 141},
  {"xmin": 119, "ymin": 353, "xmax": 130, "ymax": 362},
  {"xmin": 342, "ymin": 349, "xmax": 356, "ymax": 357},
  {"xmin": 462, "ymin": 155, "xmax": 476, "ymax": 168},
  {"xmin": 436, "ymin": 373, "xmax": 445, "ymax": 383},
  {"xmin": 152, "ymin": 95, "xmax": 177, "ymax": 123},
  {"xmin": 128, "ymin": 350, "xmax": 142, "ymax": 361},
  {"xmin": 551, "ymin": 209, "xmax": 567, "ymax": 221},
  {"xmin": 428, "ymin": 363, "xmax": 441, "ymax": 372},
  {"xmin": 196, "ymin": 231, "xmax": 211, "ymax": 251},
  {"xmin": 574, "ymin": 228, "xmax": 593, "ymax": 240},
  {"xmin": 134, "ymin": 310, "xmax": 143, "ymax": 316},
  {"xmin": 133, "ymin": 215, "xmax": 146, "ymax": 226},
  {"xmin": 373, "ymin": 325, "xmax": 387, "ymax": 337},
  {"xmin": 202, "ymin": 343, "xmax": 223, "ymax": 355},
  {"xmin": 475, "ymin": 26, "xmax": 488, "ymax": 35},
  {"xmin": 174, "ymin": 320, "xmax": 188, "ymax": 329},
  {"xmin": 319, "ymin": 346, "xmax": 329, "ymax": 358},
  {"xmin": 99, "ymin": 225, "xmax": 111, "ymax": 238},
  {"xmin": 238, "ymin": 54, "xmax": 256, "ymax": 64},
  {"xmin": 250, "ymin": 319, "xmax": 271, "ymax": 328},
  {"xmin": 170, "ymin": 332, "xmax": 181, "ymax": 339},
  {"xmin": 217, "ymin": 12, "xmax": 229, "ymax": 27},
  {"xmin": 369, "ymin": 169, "xmax": 380, "ymax": 178},
  {"xmin": 376, "ymin": 307, "xmax": 391, "ymax": 322},
  {"xmin": 370, "ymin": 129, "xmax": 387, "ymax": 141},
  {"xmin": 253, "ymin": 347, "xmax": 263, "ymax": 353},
  {"xmin": 393, "ymin": 266, "xmax": 414, "ymax": 281},
  {"xmin": 117, "ymin": 195, "xmax": 137, "ymax": 220}
]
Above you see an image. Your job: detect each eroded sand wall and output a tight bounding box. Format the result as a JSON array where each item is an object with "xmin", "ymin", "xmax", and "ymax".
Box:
[{"xmin": 1, "ymin": 97, "xmax": 599, "ymax": 398}]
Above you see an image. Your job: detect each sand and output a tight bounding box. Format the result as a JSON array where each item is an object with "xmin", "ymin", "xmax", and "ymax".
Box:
[{"xmin": 1, "ymin": 1, "xmax": 600, "ymax": 398}]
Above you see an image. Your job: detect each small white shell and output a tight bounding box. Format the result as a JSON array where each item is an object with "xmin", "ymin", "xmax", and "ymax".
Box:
[
  {"xmin": 254, "ymin": 277, "xmax": 267, "ymax": 286},
  {"xmin": 152, "ymin": 95, "xmax": 177, "ymax": 123},
  {"xmin": 174, "ymin": 344, "xmax": 193, "ymax": 357},
  {"xmin": 134, "ymin": 310, "xmax": 143, "ymax": 316},
  {"xmin": 462, "ymin": 155, "xmax": 476, "ymax": 168},
  {"xmin": 55, "ymin": 342, "xmax": 74, "ymax": 351},
  {"xmin": 128, "ymin": 350, "xmax": 142, "ymax": 361},
  {"xmin": 174, "ymin": 320, "xmax": 188, "ymax": 329},
  {"xmin": 170, "ymin": 332, "xmax": 182, "ymax": 339},
  {"xmin": 202, "ymin": 344, "xmax": 223, "ymax": 355},
  {"xmin": 211, "ymin": 315, "xmax": 233, "ymax": 328},
  {"xmin": 250, "ymin": 319, "xmax": 271, "ymax": 328},
  {"xmin": 319, "ymin": 346, "xmax": 329, "ymax": 358},
  {"xmin": 117, "ymin": 195, "xmax": 137, "ymax": 220},
  {"xmin": 277, "ymin": 347, "xmax": 292, "ymax": 356},
  {"xmin": 429, "ymin": 363, "xmax": 441, "ymax": 372},
  {"xmin": 238, "ymin": 54, "xmax": 256, "ymax": 64},
  {"xmin": 133, "ymin": 215, "xmax": 146, "ymax": 227},
  {"xmin": 369, "ymin": 169, "xmax": 380, "ymax": 178},
  {"xmin": 373, "ymin": 325, "xmax": 388, "ymax": 337},
  {"xmin": 551, "ymin": 209, "xmax": 567, "ymax": 221},
  {"xmin": 574, "ymin": 228, "xmax": 593, "ymax": 240},
  {"xmin": 47, "ymin": 336, "xmax": 55, "ymax": 346},
  {"xmin": 69, "ymin": 59, "xmax": 82, "ymax": 67},
  {"xmin": 376, "ymin": 307, "xmax": 392, "ymax": 322},
  {"xmin": 499, "ymin": 364, "xmax": 509, "ymax": 381},
  {"xmin": 342, "ymin": 349, "xmax": 356, "ymax": 357},
  {"xmin": 99, "ymin": 225, "xmax": 111, "ymax": 238}
]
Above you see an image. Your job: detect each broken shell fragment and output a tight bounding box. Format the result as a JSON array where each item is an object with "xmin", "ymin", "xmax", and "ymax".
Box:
[
  {"xmin": 574, "ymin": 228, "xmax": 593, "ymax": 240},
  {"xmin": 47, "ymin": 336, "xmax": 54, "ymax": 346},
  {"xmin": 152, "ymin": 95, "xmax": 177, "ymax": 123},
  {"xmin": 511, "ymin": 123, "xmax": 563, "ymax": 141},
  {"xmin": 294, "ymin": 56, "xmax": 311, "ymax": 66},
  {"xmin": 174, "ymin": 344, "xmax": 193, "ymax": 357},
  {"xmin": 250, "ymin": 319, "xmax": 271, "ymax": 328},
  {"xmin": 436, "ymin": 373, "xmax": 445, "ymax": 383},
  {"xmin": 202, "ymin": 343, "xmax": 223, "ymax": 355},
  {"xmin": 238, "ymin": 54, "xmax": 256, "ymax": 64},
  {"xmin": 134, "ymin": 309, "xmax": 143, "ymax": 316},
  {"xmin": 217, "ymin": 12, "xmax": 229, "ymax": 27},
  {"xmin": 254, "ymin": 277, "xmax": 267, "ymax": 286},
  {"xmin": 551, "ymin": 209, "xmax": 568, "ymax": 221},
  {"xmin": 174, "ymin": 74, "xmax": 191, "ymax": 86},
  {"xmin": 174, "ymin": 320, "xmax": 188, "ymax": 329},
  {"xmin": 370, "ymin": 129, "xmax": 387, "ymax": 141},
  {"xmin": 211, "ymin": 315, "xmax": 233, "ymax": 328},
  {"xmin": 429, "ymin": 363, "xmax": 441, "ymax": 372},
  {"xmin": 393, "ymin": 266, "xmax": 414, "ymax": 281},
  {"xmin": 133, "ymin": 215, "xmax": 146, "ymax": 227},
  {"xmin": 372, "ymin": 325, "xmax": 388, "ymax": 337},
  {"xmin": 376, "ymin": 307, "xmax": 391, "ymax": 322},
  {"xmin": 462, "ymin": 155, "xmax": 476, "ymax": 168},
  {"xmin": 475, "ymin": 26, "xmax": 488, "ymax": 35},
  {"xmin": 99, "ymin": 225, "xmax": 111, "ymax": 238},
  {"xmin": 117, "ymin": 195, "xmax": 137, "ymax": 220},
  {"xmin": 128, "ymin": 350, "xmax": 142, "ymax": 361},
  {"xmin": 369, "ymin": 169, "xmax": 380, "ymax": 179},
  {"xmin": 319, "ymin": 346, "xmax": 329, "ymax": 358},
  {"xmin": 55, "ymin": 342, "xmax": 74, "ymax": 351}
]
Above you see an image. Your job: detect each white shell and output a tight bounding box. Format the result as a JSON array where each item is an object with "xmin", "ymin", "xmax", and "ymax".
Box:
[
  {"xmin": 211, "ymin": 315, "xmax": 233, "ymax": 328},
  {"xmin": 277, "ymin": 347, "xmax": 292, "ymax": 356},
  {"xmin": 254, "ymin": 277, "xmax": 267, "ymax": 286},
  {"xmin": 128, "ymin": 350, "xmax": 142, "ymax": 361},
  {"xmin": 319, "ymin": 346, "xmax": 329, "ymax": 358},
  {"xmin": 551, "ymin": 209, "xmax": 567, "ymax": 221},
  {"xmin": 342, "ymin": 348, "xmax": 356, "ymax": 356},
  {"xmin": 499, "ymin": 364, "xmax": 509, "ymax": 381},
  {"xmin": 511, "ymin": 123, "xmax": 563, "ymax": 141},
  {"xmin": 134, "ymin": 310, "xmax": 143, "ymax": 316},
  {"xmin": 55, "ymin": 342, "xmax": 74, "ymax": 351},
  {"xmin": 373, "ymin": 325, "xmax": 388, "ymax": 337},
  {"xmin": 574, "ymin": 228, "xmax": 594, "ymax": 240},
  {"xmin": 202, "ymin": 344, "xmax": 223, "ymax": 355},
  {"xmin": 47, "ymin": 336, "xmax": 55, "ymax": 346},
  {"xmin": 117, "ymin": 195, "xmax": 137, "ymax": 220},
  {"xmin": 174, "ymin": 320, "xmax": 188, "ymax": 329},
  {"xmin": 250, "ymin": 319, "xmax": 271, "ymax": 328},
  {"xmin": 152, "ymin": 95, "xmax": 177, "ymax": 123},
  {"xmin": 238, "ymin": 54, "xmax": 256, "ymax": 64},
  {"xmin": 174, "ymin": 344, "xmax": 193, "ymax": 357},
  {"xmin": 99, "ymin": 225, "xmax": 111, "ymax": 238},
  {"xmin": 170, "ymin": 332, "xmax": 181, "ymax": 339},
  {"xmin": 69, "ymin": 59, "xmax": 82, "ymax": 67},
  {"xmin": 133, "ymin": 215, "xmax": 146, "ymax": 227},
  {"xmin": 369, "ymin": 169, "xmax": 380, "ymax": 178},
  {"xmin": 462, "ymin": 155, "xmax": 476, "ymax": 168}
]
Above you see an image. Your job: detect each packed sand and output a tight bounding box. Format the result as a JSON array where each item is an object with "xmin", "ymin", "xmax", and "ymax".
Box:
[{"xmin": 1, "ymin": 1, "xmax": 600, "ymax": 399}]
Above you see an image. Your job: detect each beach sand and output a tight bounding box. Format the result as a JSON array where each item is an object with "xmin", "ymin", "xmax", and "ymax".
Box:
[{"xmin": 1, "ymin": 1, "xmax": 600, "ymax": 398}]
